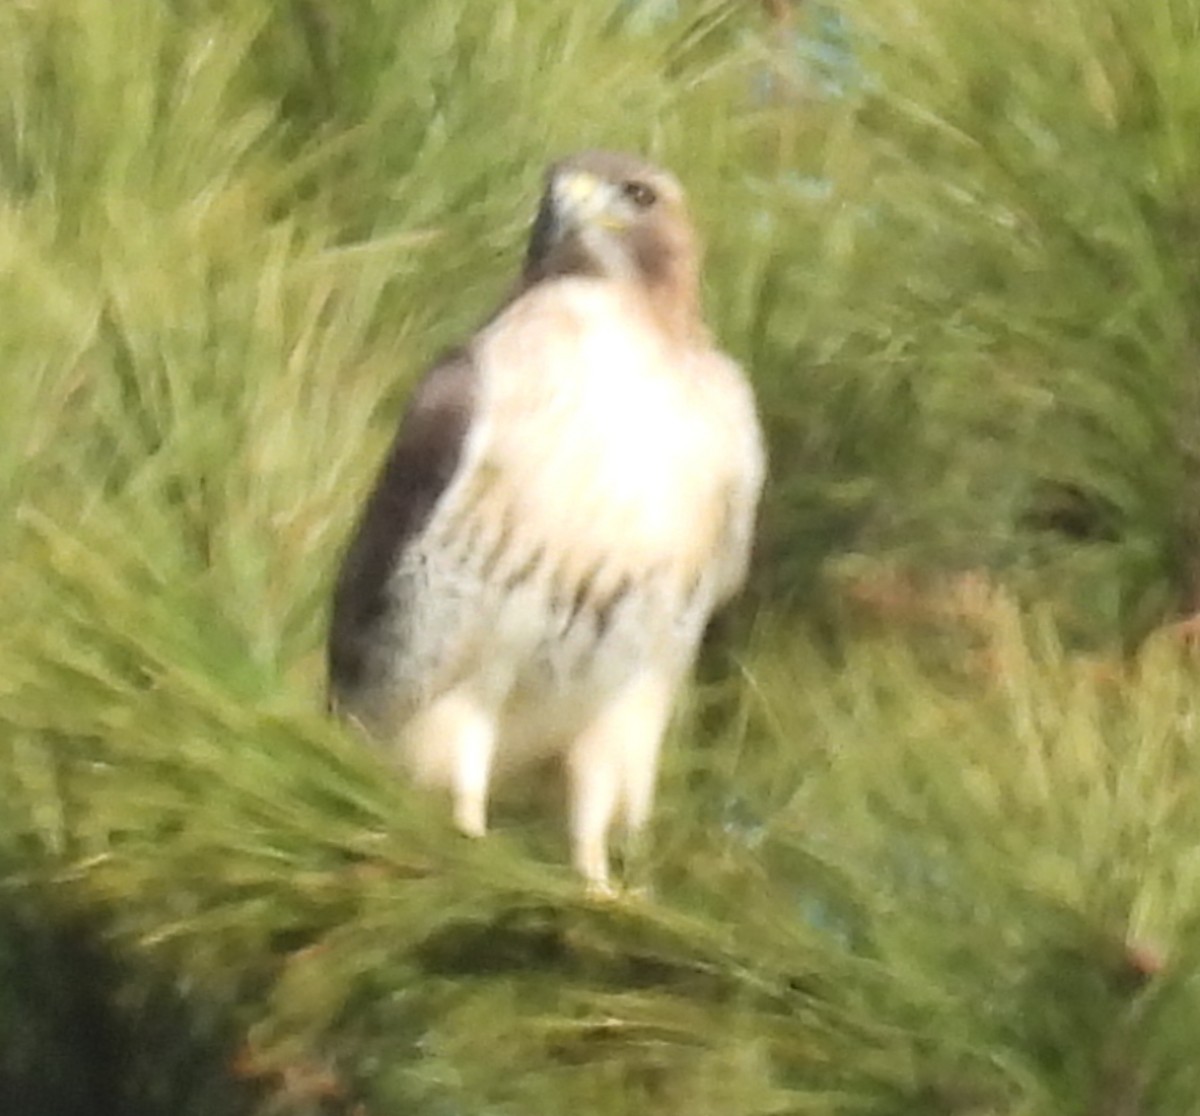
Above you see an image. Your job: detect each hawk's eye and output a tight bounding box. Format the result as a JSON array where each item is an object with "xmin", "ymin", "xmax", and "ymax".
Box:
[{"xmin": 622, "ymin": 180, "xmax": 658, "ymax": 209}]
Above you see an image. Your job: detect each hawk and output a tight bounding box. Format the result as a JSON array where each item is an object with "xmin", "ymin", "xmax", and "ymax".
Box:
[{"xmin": 328, "ymin": 150, "xmax": 765, "ymax": 892}]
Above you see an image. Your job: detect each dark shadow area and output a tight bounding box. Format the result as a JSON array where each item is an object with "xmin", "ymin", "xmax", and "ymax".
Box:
[{"xmin": 0, "ymin": 890, "xmax": 265, "ymax": 1116}]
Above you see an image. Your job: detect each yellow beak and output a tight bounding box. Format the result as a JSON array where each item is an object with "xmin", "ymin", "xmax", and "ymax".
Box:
[{"xmin": 555, "ymin": 170, "xmax": 625, "ymax": 230}]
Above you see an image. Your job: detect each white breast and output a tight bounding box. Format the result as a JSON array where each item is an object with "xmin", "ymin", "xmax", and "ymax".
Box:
[{"xmin": 472, "ymin": 279, "xmax": 735, "ymax": 587}]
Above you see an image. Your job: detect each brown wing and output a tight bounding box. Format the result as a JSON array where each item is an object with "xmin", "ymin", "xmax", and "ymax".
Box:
[{"xmin": 327, "ymin": 348, "xmax": 478, "ymax": 703}]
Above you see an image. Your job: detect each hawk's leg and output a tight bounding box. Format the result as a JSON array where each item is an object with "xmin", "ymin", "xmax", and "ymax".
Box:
[
  {"xmin": 566, "ymin": 671, "xmax": 673, "ymax": 894},
  {"xmin": 403, "ymin": 688, "xmax": 497, "ymax": 838}
]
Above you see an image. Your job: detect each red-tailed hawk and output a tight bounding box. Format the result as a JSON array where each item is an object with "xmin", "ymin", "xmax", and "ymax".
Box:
[{"xmin": 328, "ymin": 151, "xmax": 765, "ymax": 892}]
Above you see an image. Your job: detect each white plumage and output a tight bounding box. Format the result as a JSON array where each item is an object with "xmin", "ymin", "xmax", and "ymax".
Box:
[{"xmin": 329, "ymin": 152, "xmax": 764, "ymax": 891}]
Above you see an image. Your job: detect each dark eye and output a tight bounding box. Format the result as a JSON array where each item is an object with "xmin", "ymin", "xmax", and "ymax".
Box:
[{"xmin": 622, "ymin": 180, "xmax": 658, "ymax": 208}]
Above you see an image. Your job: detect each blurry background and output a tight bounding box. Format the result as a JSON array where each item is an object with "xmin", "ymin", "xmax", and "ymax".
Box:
[{"xmin": 4, "ymin": 1, "xmax": 1200, "ymax": 1112}]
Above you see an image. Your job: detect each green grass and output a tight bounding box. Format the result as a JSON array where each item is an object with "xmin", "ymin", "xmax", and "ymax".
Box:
[{"xmin": 4, "ymin": 0, "xmax": 1200, "ymax": 1112}]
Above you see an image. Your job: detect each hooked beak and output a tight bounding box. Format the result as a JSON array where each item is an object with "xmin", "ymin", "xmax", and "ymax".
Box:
[{"xmin": 553, "ymin": 170, "xmax": 624, "ymax": 231}]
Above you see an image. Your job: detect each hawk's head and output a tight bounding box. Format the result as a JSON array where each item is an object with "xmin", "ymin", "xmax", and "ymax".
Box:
[{"xmin": 522, "ymin": 151, "xmax": 701, "ymax": 332}]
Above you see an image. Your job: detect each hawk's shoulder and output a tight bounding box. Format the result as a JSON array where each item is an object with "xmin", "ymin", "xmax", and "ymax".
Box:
[
  {"xmin": 328, "ymin": 347, "xmax": 478, "ymax": 696},
  {"xmin": 689, "ymin": 346, "xmax": 767, "ymax": 603},
  {"xmin": 686, "ymin": 341, "xmax": 766, "ymax": 482}
]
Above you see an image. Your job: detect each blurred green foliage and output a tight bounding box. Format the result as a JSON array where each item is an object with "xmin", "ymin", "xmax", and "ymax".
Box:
[{"xmin": 4, "ymin": 0, "xmax": 1200, "ymax": 1112}]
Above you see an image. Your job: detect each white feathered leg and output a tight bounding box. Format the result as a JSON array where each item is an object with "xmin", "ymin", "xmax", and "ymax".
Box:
[
  {"xmin": 566, "ymin": 671, "xmax": 674, "ymax": 894},
  {"xmin": 402, "ymin": 688, "xmax": 497, "ymax": 838}
]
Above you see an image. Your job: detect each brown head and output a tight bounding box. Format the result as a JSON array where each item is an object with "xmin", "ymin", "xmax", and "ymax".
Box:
[{"xmin": 519, "ymin": 150, "xmax": 703, "ymax": 340}]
